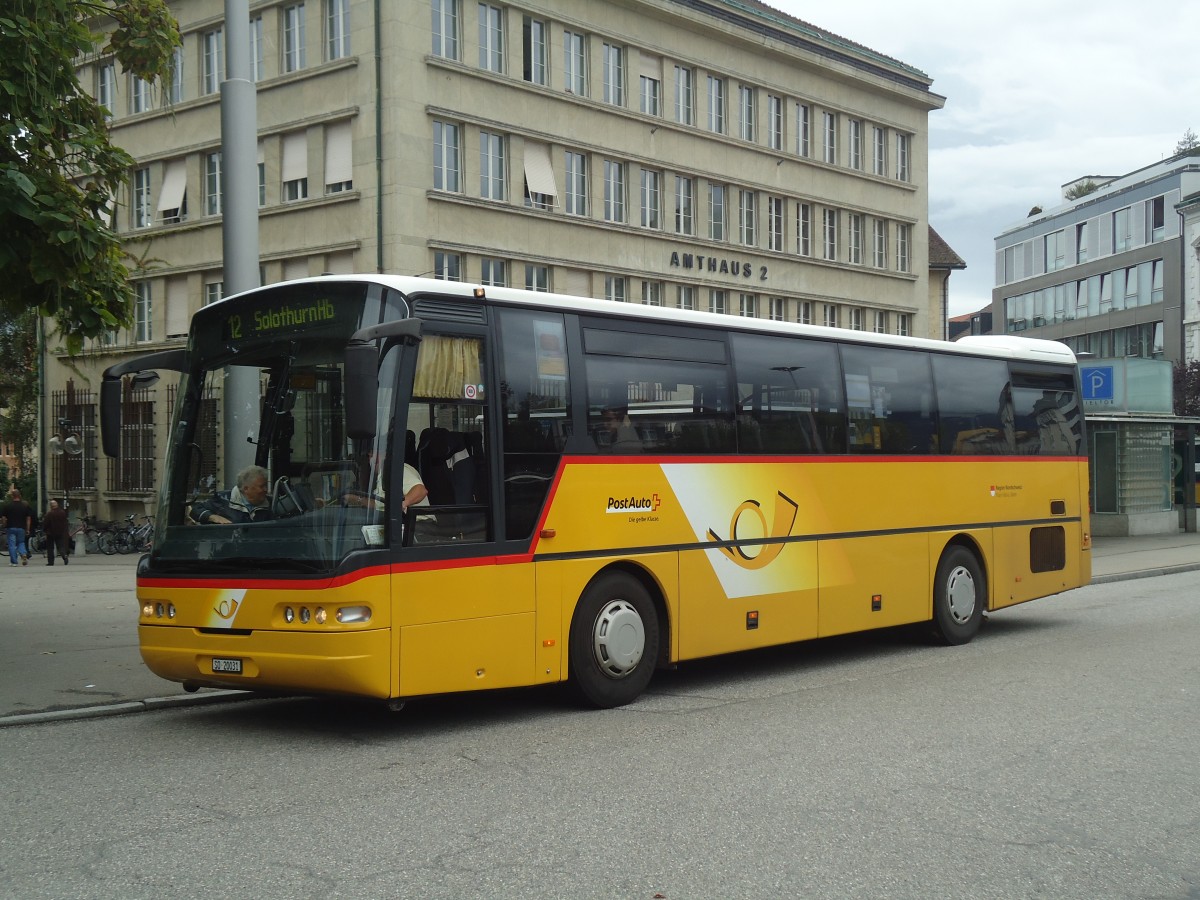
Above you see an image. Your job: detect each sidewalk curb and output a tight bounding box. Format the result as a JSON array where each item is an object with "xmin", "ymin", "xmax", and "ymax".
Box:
[
  {"xmin": 1090, "ymin": 561, "xmax": 1200, "ymax": 585},
  {"xmin": 0, "ymin": 689, "xmax": 251, "ymax": 728}
]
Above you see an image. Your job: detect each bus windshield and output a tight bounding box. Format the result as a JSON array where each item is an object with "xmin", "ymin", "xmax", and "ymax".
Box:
[{"xmin": 149, "ymin": 280, "xmax": 404, "ymax": 575}]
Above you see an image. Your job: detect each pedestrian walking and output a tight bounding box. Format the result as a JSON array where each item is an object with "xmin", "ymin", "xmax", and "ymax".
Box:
[
  {"xmin": 1, "ymin": 489, "xmax": 34, "ymax": 567},
  {"xmin": 42, "ymin": 498, "xmax": 70, "ymax": 566}
]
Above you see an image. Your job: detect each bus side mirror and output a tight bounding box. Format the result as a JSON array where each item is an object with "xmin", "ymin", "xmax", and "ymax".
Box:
[
  {"xmin": 101, "ymin": 349, "xmax": 187, "ymax": 458},
  {"xmin": 344, "ymin": 341, "xmax": 379, "ymax": 440}
]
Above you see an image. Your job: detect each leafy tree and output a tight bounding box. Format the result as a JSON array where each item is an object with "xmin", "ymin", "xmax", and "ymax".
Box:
[
  {"xmin": 0, "ymin": 0, "xmax": 179, "ymax": 355},
  {"xmin": 0, "ymin": 309, "xmax": 39, "ymax": 501},
  {"xmin": 1175, "ymin": 128, "xmax": 1200, "ymax": 157},
  {"xmin": 1175, "ymin": 359, "xmax": 1200, "ymax": 418}
]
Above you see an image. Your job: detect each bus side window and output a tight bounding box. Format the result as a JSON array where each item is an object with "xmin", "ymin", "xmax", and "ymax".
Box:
[
  {"xmin": 841, "ymin": 346, "xmax": 936, "ymax": 455},
  {"xmin": 1010, "ymin": 371, "xmax": 1081, "ymax": 456},
  {"xmin": 931, "ymin": 355, "xmax": 1012, "ymax": 455}
]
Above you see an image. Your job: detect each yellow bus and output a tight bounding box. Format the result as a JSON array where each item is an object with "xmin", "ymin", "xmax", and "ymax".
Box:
[{"xmin": 102, "ymin": 276, "xmax": 1091, "ymax": 708}]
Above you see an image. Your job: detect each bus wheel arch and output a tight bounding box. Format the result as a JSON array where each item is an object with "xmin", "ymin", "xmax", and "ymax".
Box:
[
  {"xmin": 567, "ymin": 564, "xmax": 665, "ymax": 708},
  {"xmin": 930, "ymin": 539, "xmax": 987, "ymax": 646}
]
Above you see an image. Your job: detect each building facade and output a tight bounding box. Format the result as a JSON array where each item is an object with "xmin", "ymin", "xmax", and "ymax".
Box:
[
  {"xmin": 56, "ymin": 0, "xmax": 945, "ymax": 519},
  {"xmin": 992, "ymin": 156, "xmax": 1200, "ymax": 362}
]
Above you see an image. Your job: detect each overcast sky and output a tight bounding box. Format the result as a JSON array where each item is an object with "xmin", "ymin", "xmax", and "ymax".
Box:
[{"xmin": 769, "ymin": 0, "xmax": 1200, "ymax": 317}]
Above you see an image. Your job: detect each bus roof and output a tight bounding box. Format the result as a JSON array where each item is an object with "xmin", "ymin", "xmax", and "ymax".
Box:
[{"xmin": 215, "ymin": 274, "xmax": 1078, "ymax": 366}]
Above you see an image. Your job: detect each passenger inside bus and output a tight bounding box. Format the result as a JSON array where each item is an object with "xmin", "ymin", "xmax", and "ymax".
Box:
[
  {"xmin": 189, "ymin": 465, "xmax": 273, "ymax": 524},
  {"xmin": 602, "ymin": 404, "xmax": 643, "ymax": 453}
]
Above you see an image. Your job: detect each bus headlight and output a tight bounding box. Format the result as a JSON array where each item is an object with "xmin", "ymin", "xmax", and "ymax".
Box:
[
  {"xmin": 142, "ymin": 602, "xmax": 154, "ymax": 617},
  {"xmin": 315, "ymin": 607, "xmax": 327, "ymax": 625},
  {"xmin": 336, "ymin": 606, "xmax": 371, "ymax": 624},
  {"xmin": 284, "ymin": 607, "xmax": 294, "ymax": 623}
]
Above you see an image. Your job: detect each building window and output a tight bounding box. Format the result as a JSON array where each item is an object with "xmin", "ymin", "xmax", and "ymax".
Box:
[
  {"xmin": 202, "ymin": 29, "xmax": 223, "ymax": 95},
  {"xmin": 563, "ymin": 31, "xmax": 586, "ymax": 95},
  {"xmin": 324, "ymin": 121, "xmax": 353, "ymax": 193},
  {"xmin": 640, "ymin": 75, "xmax": 661, "ymax": 116},
  {"xmin": 249, "ymin": 17, "xmax": 264, "ymax": 81},
  {"xmin": 205, "ymin": 152, "xmax": 222, "ymax": 215},
  {"xmin": 823, "ymin": 112, "xmax": 837, "ymax": 164},
  {"xmin": 433, "ymin": 121, "xmax": 461, "ymax": 192},
  {"xmin": 823, "ymin": 303, "xmax": 838, "ymax": 328},
  {"xmin": 283, "ymin": 4, "xmax": 307, "ymax": 73},
  {"xmin": 739, "ymin": 293, "xmax": 757, "ymax": 317},
  {"xmin": 772, "ymin": 194, "xmax": 792, "ymax": 251},
  {"xmin": 1113, "ymin": 207, "xmax": 1132, "ymax": 253},
  {"xmin": 767, "ymin": 95, "xmax": 783, "ymax": 151},
  {"xmin": 1148, "ymin": 196, "xmax": 1166, "ymax": 241},
  {"xmin": 674, "ymin": 176, "xmax": 694, "ymax": 235},
  {"xmin": 797, "ymin": 202, "xmax": 811, "ymax": 256},
  {"xmin": 896, "ymin": 133, "xmax": 911, "ymax": 182},
  {"xmin": 873, "ymin": 310, "xmax": 887, "ymax": 334},
  {"xmin": 135, "ymin": 282, "xmax": 152, "ymax": 343},
  {"xmin": 709, "ymin": 183, "xmax": 726, "ymax": 240},
  {"xmin": 481, "ymin": 257, "xmax": 507, "ymax": 286},
  {"xmin": 873, "ymin": 219, "xmax": 887, "ymax": 268},
  {"xmin": 798, "ymin": 300, "xmax": 812, "ymax": 325},
  {"xmin": 706, "ymin": 75, "xmax": 725, "ymax": 133},
  {"xmin": 432, "ymin": 0, "xmax": 460, "ymax": 59},
  {"xmin": 606, "ymin": 276, "xmax": 626, "ymax": 303},
  {"xmin": 642, "ymin": 282, "xmax": 663, "ymax": 306},
  {"xmin": 480, "ymin": 131, "xmax": 507, "ymax": 200},
  {"xmin": 163, "ymin": 47, "xmax": 183, "ymax": 105},
  {"xmin": 640, "ymin": 169, "xmax": 661, "ymax": 229},
  {"xmin": 602, "ymin": 43, "xmax": 624, "ymax": 106},
  {"xmin": 738, "ymin": 85, "xmax": 755, "ymax": 141},
  {"xmin": 849, "ymin": 307, "xmax": 865, "ymax": 331},
  {"xmin": 674, "ymin": 66, "xmax": 694, "ymax": 125},
  {"xmin": 797, "ymin": 102, "xmax": 810, "ymax": 157},
  {"xmin": 526, "ymin": 264, "xmax": 549, "ymax": 292},
  {"xmin": 478, "ymin": 4, "xmax": 503, "ymax": 72},
  {"xmin": 709, "ymin": 290, "xmax": 727, "ymax": 315},
  {"xmin": 603, "ymin": 160, "xmax": 626, "ymax": 223},
  {"xmin": 129, "ymin": 75, "xmax": 151, "ymax": 114},
  {"xmin": 564, "ymin": 151, "xmax": 587, "ymax": 215},
  {"xmin": 1076, "ymin": 221, "xmax": 1089, "ymax": 264},
  {"xmin": 822, "ymin": 208, "xmax": 838, "ymax": 260},
  {"xmin": 768, "ymin": 297, "xmax": 786, "ymax": 321},
  {"xmin": 872, "ymin": 126, "xmax": 886, "ymax": 176},
  {"xmin": 258, "ymin": 151, "xmax": 266, "ymax": 207},
  {"xmin": 97, "ymin": 61, "xmax": 116, "ymax": 118},
  {"xmin": 434, "ymin": 251, "xmax": 462, "ymax": 281},
  {"xmin": 1045, "ymin": 229, "xmax": 1066, "ymax": 273},
  {"xmin": 896, "ymin": 223, "xmax": 911, "ymax": 273},
  {"xmin": 281, "ymin": 131, "xmax": 309, "ymax": 200},
  {"xmin": 326, "ymin": 0, "xmax": 350, "ymax": 60},
  {"xmin": 896, "ymin": 313, "xmax": 911, "ymax": 336},
  {"xmin": 738, "ymin": 190, "xmax": 756, "ymax": 246},
  {"xmin": 158, "ymin": 160, "xmax": 186, "ymax": 224},
  {"xmin": 204, "ymin": 282, "xmax": 224, "ymax": 306},
  {"xmin": 848, "ymin": 119, "xmax": 862, "ymax": 170},
  {"xmin": 522, "ymin": 16, "xmax": 546, "ymax": 84},
  {"xmin": 848, "ymin": 213, "xmax": 862, "ymax": 264},
  {"xmin": 677, "ymin": 285, "xmax": 695, "ymax": 310},
  {"xmin": 132, "ymin": 167, "xmax": 152, "ymax": 228}
]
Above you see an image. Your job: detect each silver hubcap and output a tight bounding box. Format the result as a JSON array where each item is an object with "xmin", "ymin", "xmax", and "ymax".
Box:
[
  {"xmin": 945, "ymin": 565, "xmax": 977, "ymax": 624},
  {"xmin": 592, "ymin": 600, "xmax": 645, "ymax": 678}
]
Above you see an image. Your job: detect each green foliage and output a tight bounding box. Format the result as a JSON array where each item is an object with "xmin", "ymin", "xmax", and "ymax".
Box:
[
  {"xmin": 0, "ymin": 0, "xmax": 179, "ymax": 355},
  {"xmin": 1175, "ymin": 360, "xmax": 1200, "ymax": 418},
  {"xmin": 0, "ymin": 310, "xmax": 39, "ymax": 477},
  {"xmin": 1064, "ymin": 180, "xmax": 1099, "ymax": 201},
  {"xmin": 1175, "ymin": 128, "xmax": 1200, "ymax": 157}
]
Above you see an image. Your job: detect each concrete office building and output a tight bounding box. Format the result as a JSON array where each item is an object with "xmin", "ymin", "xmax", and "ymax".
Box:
[
  {"xmin": 53, "ymin": 0, "xmax": 946, "ymax": 520},
  {"xmin": 993, "ymin": 156, "xmax": 1200, "ymax": 535}
]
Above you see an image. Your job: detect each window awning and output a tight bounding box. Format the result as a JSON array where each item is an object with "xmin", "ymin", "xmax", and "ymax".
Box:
[
  {"xmin": 156, "ymin": 159, "xmax": 187, "ymax": 212},
  {"xmin": 324, "ymin": 121, "xmax": 352, "ymax": 185},
  {"xmin": 523, "ymin": 142, "xmax": 558, "ymax": 199},
  {"xmin": 281, "ymin": 131, "xmax": 308, "ymax": 183}
]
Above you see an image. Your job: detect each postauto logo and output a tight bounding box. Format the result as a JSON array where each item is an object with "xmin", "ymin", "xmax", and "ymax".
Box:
[{"xmin": 606, "ymin": 493, "xmax": 662, "ymax": 514}]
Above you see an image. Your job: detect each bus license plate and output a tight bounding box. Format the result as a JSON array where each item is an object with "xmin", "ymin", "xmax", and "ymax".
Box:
[{"xmin": 212, "ymin": 657, "xmax": 243, "ymax": 674}]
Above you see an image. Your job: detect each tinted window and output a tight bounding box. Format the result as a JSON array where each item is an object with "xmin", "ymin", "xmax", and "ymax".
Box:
[
  {"xmin": 584, "ymin": 327, "xmax": 734, "ymax": 454},
  {"xmin": 1011, "ymin": 370, "xmax": 1081, "ymax": 456},
  {"xmin": 841, "ymin": 345, "xmax": 936, "ymax": 455},
  {"xmin": 731, "ymin": 332, "xmax": 845, "ymax": 453},
  {"xmin": 932, "ymin": 355, "xmax": 1013, "ymax": 455}
]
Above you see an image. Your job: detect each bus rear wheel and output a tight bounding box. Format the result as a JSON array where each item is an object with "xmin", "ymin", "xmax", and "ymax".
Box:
[
  {"xmin": 569, "ymin": 571, "xmax": 659, "ymax": 709},
  {"xmin": 931, "ymin": 545, "xmax": 985, "ymax": 645}
]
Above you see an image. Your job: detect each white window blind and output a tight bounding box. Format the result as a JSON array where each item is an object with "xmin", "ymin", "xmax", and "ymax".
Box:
[
  {"xmin": 157, "ymin": 159, "xmax": 187, "ymax": 212},
  {"xmin": 166, "ymin": 277, "xmax": 189, "ymax": 337},
  {"xmin": 324, "ymin": 121, "xmax": 352, "ymax": 185},
  {"xmin": 281, "ymin": 131, "xmax": 308, "ymax": 183},
  {"xmin": 523, "ymin": 142, "xmax": 558, "ymax": 199}
]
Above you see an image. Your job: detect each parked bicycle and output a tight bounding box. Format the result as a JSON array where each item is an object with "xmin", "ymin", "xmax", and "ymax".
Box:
[{"xmin": 99, "ymin": 514, "xmax": 155, "ymax": 555}]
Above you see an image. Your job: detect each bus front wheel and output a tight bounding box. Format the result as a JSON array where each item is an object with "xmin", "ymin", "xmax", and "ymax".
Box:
[
  {"xmin": 569, "ymin": 572, "xmax": 659, "ymax": 709},
  {"xmin": 931, "ymin": 545, "xmax": 985, "ymax": 645}
]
